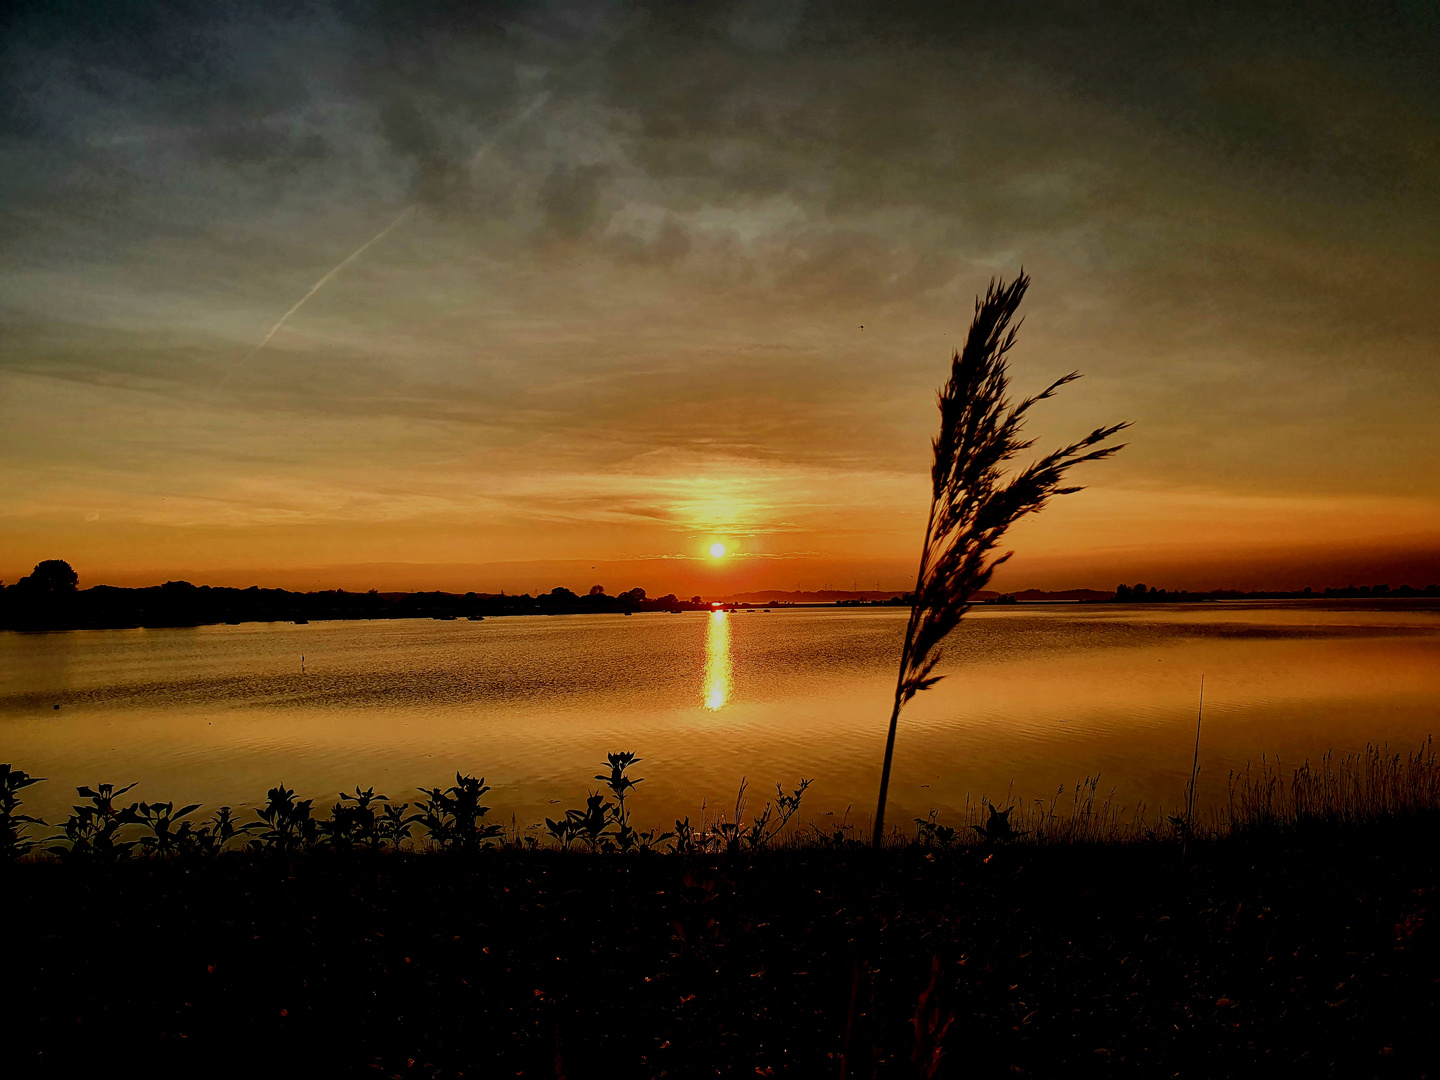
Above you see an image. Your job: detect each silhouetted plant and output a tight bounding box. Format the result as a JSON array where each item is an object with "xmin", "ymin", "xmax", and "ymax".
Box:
[
  {"xmin": 413, "ymin": 774, "xmax": 502, "ymax": 851},
  {"xmin": 873, "ymin": 272, "xmax": 1129, "ymax": 846},
  {"xmin": 321, "ymin": 786, "xmax": 388, "ymax": 850},
  {"xmin": 192, "ymin": 805, "xmax": 244, "ymax": 855},
  {"xmin": 411, "ymin": 789, "xmax": 451, "ymax": 847},
  {"xmin": 808, "ymin": 807, "xmax": 858, "ymax": 848},
  {"xmin": 596, "ymin": 751, "xmax": 643, "ymax": 851},
  {"xmin": 249, "ymin": 783, "xmax": 316, "ymax": 852},
  {"xmin": 377, "ymin": 800, "xmax": 414, "ymax": 849},
  {"xmin": 564, "ymin": 793, "xmax": 612, "ymax": 853},
  {"xmin": 716, "ymin": 819, "xmax": 741, "ymax": 856},
  {"xmin": 590, "ymin": 751, "xmax": 672, "ymax": 852},
  {"xmin": 1164, "ymin": 811, "xmax": 1194, "ymax": 844},
  {"xmin": 670, "ymin": 815, "xmax": 706, "ymax": 855},
  {"xmin": 970, "ymin": 803, "xmax": 1018, "ymax": 844},
  {"xmin": 913, "ymin": 809, "xmax": 959, "ymax": 848},
  {"xmin": 0, "ymin": 764, "xmax": 46, "ymax": 860},
  {"xmin": 694, "ymin": 776, "xmax": 816, "ymax": 854},
  {"xmin": 741, "ymin": 778, "xmax": 813, "ymax": 849},
  {"xmin": 125, "ymin": 800, "xmax": 201, "ymax": 856},
  {"xmin": 52, "ymin": 781, "xmax": 139, "ymax": 862},
  {"xmin": 632, "ymin": 824, "xmax": 674, "ymax": 851},
  {"xmin": 544, "ymin": 814, "xmax": 579, "ymax": 851}
]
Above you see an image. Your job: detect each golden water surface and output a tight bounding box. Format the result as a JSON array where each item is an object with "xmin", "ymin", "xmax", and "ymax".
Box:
[{"xmin": 3, "ymin": 602, "xmax": 1438, "ymax": 833}]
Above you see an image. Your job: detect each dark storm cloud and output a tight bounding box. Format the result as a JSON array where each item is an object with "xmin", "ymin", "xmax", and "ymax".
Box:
[
  {"xmin": 5, "ymin": 1, "xmax": 1435, "ymax": 263},
  {"xmin": 0, "ymin": 2, "xmax": 577, "ymax": 227}
]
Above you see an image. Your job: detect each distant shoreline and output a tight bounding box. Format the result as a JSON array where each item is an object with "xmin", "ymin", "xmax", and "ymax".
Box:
[
  {"xmin": 4, "ymin": 556, "xmax": 1438, "ymax": 632},
  {"xmin": 3, "ymin": 586, "xmax": 1438, "ymax": 633}
]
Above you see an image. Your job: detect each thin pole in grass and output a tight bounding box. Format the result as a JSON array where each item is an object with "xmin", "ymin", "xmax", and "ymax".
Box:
[{"xmin": 871, "ymin": 272, "xmax": 1130, "ymax": 848}]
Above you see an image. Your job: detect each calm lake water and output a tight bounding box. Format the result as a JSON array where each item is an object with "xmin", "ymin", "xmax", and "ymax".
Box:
[{"xmin": 3, "ymin": 602, "xmax": 1438, "ymax": 834}]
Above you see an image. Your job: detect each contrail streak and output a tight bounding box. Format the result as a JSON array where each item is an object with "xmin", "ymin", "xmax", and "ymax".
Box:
[
  {"xmin": 252, "ymin": 204, "xmax": 415, "ymax": 354},
  {"xmin": 469, "ymin": 89, "xmax": 551, "ymax": 169},
  {"xmin": 252, "ymin": 89, "xmax": 553, "ymax": 354}
]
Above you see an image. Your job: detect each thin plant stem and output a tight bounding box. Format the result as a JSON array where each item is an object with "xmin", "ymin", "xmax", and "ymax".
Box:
[
  {"xmin": 873, "ymin": 502, "xmax": 937, "ymax": 847},
  {"xmin": 1182, "ymin": 675, "xmax": 1205, "ymax": 865},
  {"xmin": 1186, "ymin": 675, "xmax": 1205, "ymax": 829}
]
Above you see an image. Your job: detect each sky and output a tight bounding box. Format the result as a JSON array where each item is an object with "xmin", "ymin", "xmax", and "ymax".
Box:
[{"xmin": 2, "ymin": 0, "xmax": 1438, "ymax": 595}]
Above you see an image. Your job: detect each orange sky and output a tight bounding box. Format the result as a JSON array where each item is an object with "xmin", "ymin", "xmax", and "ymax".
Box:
[{"xmin": 3, "ymin": 3, "xmax": 1438, "ymax": 595}]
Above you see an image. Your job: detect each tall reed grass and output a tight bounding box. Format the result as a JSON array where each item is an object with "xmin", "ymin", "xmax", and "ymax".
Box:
[
  {"xmin": 873, "ymin": 272, "xmax": 1128, "ymax": 845},
  {"xmin": 1224, "ymin": 738, "xmax": 1440, "ymax": 832},
  {"xmin": 907, "ymin": 740, "xmax": 1440, "ymax": 848}
]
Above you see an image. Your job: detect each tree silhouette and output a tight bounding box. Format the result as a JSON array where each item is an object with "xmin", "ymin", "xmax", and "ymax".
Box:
[{"xmin": 21, "ymin": 559, "xmax": 78, "ymax": 593}]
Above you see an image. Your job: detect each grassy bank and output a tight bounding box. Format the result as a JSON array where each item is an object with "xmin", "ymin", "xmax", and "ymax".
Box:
[
  {"xmin": 4, "ymin": 744, "xmax": 1438, "ymax": 1077},
  {"xmin": 8, "ymin": 812, "xmax": 1438, "ymax": 1078},
  {"xmin": 5, "ymin": 743, "xmax": 1437, "ymax": 1076}
]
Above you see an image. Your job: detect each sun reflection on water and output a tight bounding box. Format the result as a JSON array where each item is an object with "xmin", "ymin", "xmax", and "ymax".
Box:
[{"xmin": 703, "ymin": 609, "xmax": 732, "ymax": 711}]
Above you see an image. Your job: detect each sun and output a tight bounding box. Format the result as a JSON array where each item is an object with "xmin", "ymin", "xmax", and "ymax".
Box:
[{"xmin": 709, "ymin": 542, "xmax": 726, "ymax": 559}]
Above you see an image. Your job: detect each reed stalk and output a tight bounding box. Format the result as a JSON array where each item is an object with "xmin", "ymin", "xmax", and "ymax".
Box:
[
  {"xmin": 872, "ymin": 272, "xmax": 1129, "ymax": 847},
  {"xmin": 1186, "ymin": 676, "xmax": 1205, "ymax": 829}
]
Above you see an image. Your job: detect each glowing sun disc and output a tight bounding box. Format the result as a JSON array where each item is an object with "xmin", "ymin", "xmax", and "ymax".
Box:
[{"xmin": 709, "ymin": 542, "xmax": 726, "ymax": 558}]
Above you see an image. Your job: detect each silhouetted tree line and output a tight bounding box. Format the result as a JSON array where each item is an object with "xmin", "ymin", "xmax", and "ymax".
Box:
[
  {"xmin": 0, "ymin": 561, "xmax": 708, "ymax": 631},
  {"xmin": 1111, "ymin": 582, "xmax": 1440, "ymax": 603}
]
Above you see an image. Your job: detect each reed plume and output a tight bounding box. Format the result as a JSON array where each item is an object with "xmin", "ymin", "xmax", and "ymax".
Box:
[{"xmin": 873, "ymin": 272, "xmax": 1129, "ymax": 847}]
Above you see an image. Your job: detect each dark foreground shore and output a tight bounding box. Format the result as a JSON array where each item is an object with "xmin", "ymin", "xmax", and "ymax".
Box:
[{"xmin": 11, "ymin": 818, "xmax": 1437, "ymax": 1078}]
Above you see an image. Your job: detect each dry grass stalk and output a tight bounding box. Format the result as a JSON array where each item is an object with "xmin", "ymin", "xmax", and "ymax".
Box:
[
  {"xmin": 1226, "ymin": 739, "xmax": 1440, "ymax": 831},
  {"xmin": 873, "ymin": 272, "xmax": 1130, "ymax": 846}
]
